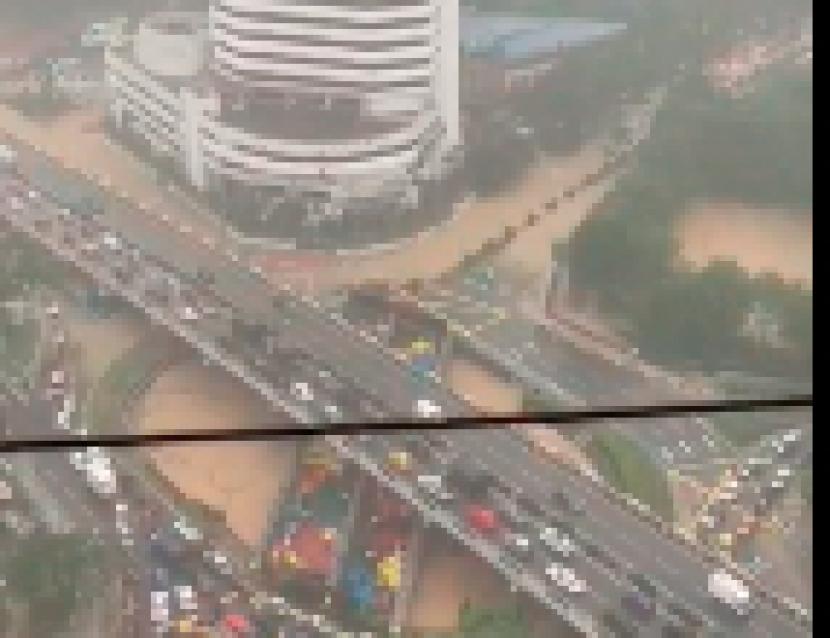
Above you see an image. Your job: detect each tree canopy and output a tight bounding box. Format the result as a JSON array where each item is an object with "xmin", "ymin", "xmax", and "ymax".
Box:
[{"xmin": 1, "ymin": 533, "xmax": 109, "ymax": 636}]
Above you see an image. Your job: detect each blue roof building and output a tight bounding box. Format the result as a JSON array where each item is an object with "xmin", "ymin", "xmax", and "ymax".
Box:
[{"xmin": 461, "ymin": 15, "xmax": 627, "ymax": 62}]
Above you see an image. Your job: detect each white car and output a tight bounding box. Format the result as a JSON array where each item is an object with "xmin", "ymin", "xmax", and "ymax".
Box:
[
  {"xmin": 323, "ymin": 404, "xmax": 341, "ymax": 419},
  {"xmin": 55, "ymin": 394, "xmax": 75, "ymax": 430},
  {"xmin": 173, "ymin": 517, "xmax": 203, "ymax": 542},
  {"xmin": 782, "ymin": 430, "xmax": 802, "ymax": 445},
  {"xmin": 507, "ymin": 532, "xmax": 532, "ymax": 555},
  {"xmin": 417, "ymin": 474, "xmax": 453, "ymax": 502},
  {"xmin": 150, "ymin": 590, "xmax": 170, "ymax": 625},
  {"xmin": 290, "ymin": 381, "xmax": 314, "ymax": 402},
  {"xmin": 69, "ymin": 450, "xmax": 89, "ymax": 471},
  {"xmin": 540, "ymin": 526, "xmax": 576, "ymax": 558},
  {"xmin": 546, "ymin": 563, "xmax": 588, "ymax": 594},
  {"xmin": 62, "ymin": 395, "xmax": 76, "ymax": 414},
  {"xmin": 776, "ymin": 466, "xmax": 793, "ymax": 479},
  {"xmin": 177, "ymin": 305, "xmax": 200, "ymax": 322},
  {"xmin": 174, "ymin": 584, "xmax": 198, "ymax": 613},
  {"xmin": 204, "ymin": 549, "xmax": 233, "ymax": 576},
  {"xmin": 114, "ymin": 501, "xmax": 133, "ymax": 545},
  {"xmin": 86, "ymin": 458, "xmax": 117, "ymax": 497},
  {"xmin": 55, "ymin": 409, "xmax": 70, "ymax": 430},
  {"xmin": 101, "ymin": 233, "xmax": 121, "ymax": 251},
  {"xmin": 415, "ymin": 398, "xmax": 443, "ymax": 418},
  {"xmin": 50, "ymin": 369, "xmax": 66, "ymax": 386}
]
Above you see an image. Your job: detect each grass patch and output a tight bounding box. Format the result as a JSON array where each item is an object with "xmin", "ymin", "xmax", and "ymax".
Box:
[
  {"xmin": 708, "ymin": 412, "xmax": 786, "ymax": 448},
  {"xmin": 1, "ymin": 232, "xmax": 71, "ymax": 296},
  {"xmin": 522, "ymin": 390, "xmax": 568, "ymax": 414},
  {"xmin": 800, "ymin": 466, "xmax": 811, "ymax": 505},
  {"xmin": 85, "ymin": 336, "xmax": 174, "ymax": 433},
  {"xmin": 0, "ymin": 532, "xmax": 109, "ymax": 637},
  {"xmin": 587, "ymin": 430, "xmax": 674, "ymax": 519},
  {"xmin": 0, "ymin": 307, "xmax": 37, "ymax": 381}
]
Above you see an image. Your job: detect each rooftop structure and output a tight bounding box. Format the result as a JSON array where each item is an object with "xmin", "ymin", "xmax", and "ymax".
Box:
[{"xmin": 461, "ymin": 15, "xmax": 627, "ymax": 62}]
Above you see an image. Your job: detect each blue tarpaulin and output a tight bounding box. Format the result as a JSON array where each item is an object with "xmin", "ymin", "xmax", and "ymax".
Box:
[{"xmin": 462, "ymin": 16, "xmax": 627, "ymax": 61}]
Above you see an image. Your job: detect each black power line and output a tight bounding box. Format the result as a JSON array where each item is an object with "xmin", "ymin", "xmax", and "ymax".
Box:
[{"xmin": 0, "ymin": 393, "xmax": 811, "ymax": 454}]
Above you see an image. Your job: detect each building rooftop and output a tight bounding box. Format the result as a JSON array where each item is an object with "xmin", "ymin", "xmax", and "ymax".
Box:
[{"xmin": 461, "ymin": 15, "xmax": 627, "ymax": 61}]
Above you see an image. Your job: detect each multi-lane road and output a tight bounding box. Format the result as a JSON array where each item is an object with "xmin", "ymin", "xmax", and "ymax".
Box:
[
  {"xmin": 0, "ymin": 167, "xmax": 600, "ymax": 634},
  {"xmin": 1, "ymin": 154, "xmax": 812, "ymax": 637},
  {"xmin": 0, "ymin": 308, "xmax": 348, "ymax": 637},
  {"xmin": 401, "ymin": 274, "xmax": 733, "ymax": 472}
]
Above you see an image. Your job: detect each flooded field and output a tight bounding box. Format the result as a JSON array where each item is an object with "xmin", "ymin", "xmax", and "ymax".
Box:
[
  {"xmin": 407, "ymin": 531, "xmax": 513, "ymax": 633},
  {"xmin": 135, "ymin": 363, "xmax": 295, "ymax": 546},
  {"xmin": 1, "ymin": 97, "xmax": 614, "ymax": 295},
  {"xmin": 676, "ymin": 201, "xmax": 813, "ymax": 289},
  {"xmin": 447, "ymin": 357, "xmax": 522, "ymax": 413},
  {"xmin": 313, "ymin": 142, "xmax": 611, "ymax": 289}
]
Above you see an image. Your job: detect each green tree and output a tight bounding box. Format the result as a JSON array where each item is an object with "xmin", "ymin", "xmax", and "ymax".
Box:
[
  {"xmin": 1, "ymin": 534, "xmax": 109, "ymax": 637},
  {"xmin": 568, "ymin": 195, "xmax": 674, "ymax": 309},
  {"xmin": 631, "ymin": 261, "xmax": 752, "ymax": 367},
  {"xmin": 587, "ymin": 430, "xmax": 674, "ymax": 519},
  {"xmin": 455, "ymin": 601, "xmax": 532, "ymax": 638}
]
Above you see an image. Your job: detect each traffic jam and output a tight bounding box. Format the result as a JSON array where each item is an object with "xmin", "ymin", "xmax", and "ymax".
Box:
[
  {"xmin": 1, "ymin": 149, "xmax": 610, "ymax": 630},
  {"xmin": 694, "ymin": 427, "xmax": 809, "ymax": 556},
  {"xmin": 2, "ymin": 148, "xmax": 761, "ymax": 637}
]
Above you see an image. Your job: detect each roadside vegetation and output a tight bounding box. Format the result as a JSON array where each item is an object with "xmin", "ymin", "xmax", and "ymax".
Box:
[
  {"xmin": 587, "ymin": 430, "xmax": 674, "ymax": 519},
  {"xmin": 85, "ymin": 334, "xmax": 175, "ymax": 433},
  {"xmin": 0, "ymin": 232, "xmax": 66, "ymax": 384},
  {"xmin": 799, "ymin": 466, "xmax": 811, "ymax": 506},
  {"xmin": 1, "ymin": 232, "xmax": 69, "ymax": 297},
  {"xmin": 708, "ymin": 412, "xmax": 788, "ymax": 448},
  {"xmin": 0, "ymin": 306, "xmax": 37, "ymax": 381},
  {"xmin": 413, "ymin": 602, "xmax": 533, "ymax": 638},
  {"xmin": 0, "ymin": 533, "xmax": 109, "ymax": 637},
  {"xmin": 454, "ymin": 602, "xmax": 532, "ymax": 638},
  {"xmin": 522, "ymin": 390, "xmax": 567, "ymax": 415}
]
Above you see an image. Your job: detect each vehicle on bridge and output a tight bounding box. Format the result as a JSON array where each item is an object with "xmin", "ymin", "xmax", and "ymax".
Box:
[
  {"xmin": 708, "ymin": 570, "xmax": 754, "ymax": 618},
  {"xmin": 0, "ymin": 144, "xmax": 16, "ymax": 172}
]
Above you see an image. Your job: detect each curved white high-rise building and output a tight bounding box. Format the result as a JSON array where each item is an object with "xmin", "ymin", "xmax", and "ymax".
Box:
[
  {"xmin": 205, "ymin": 0, "xmax": 459, "ymax": 196},
  {"xmin": 106, "ymin": 1, "xmax": 460, "ymax": 247},
  {"xmin": 212, "ymin": 0, "xmax": 438, "ymax": 93}
]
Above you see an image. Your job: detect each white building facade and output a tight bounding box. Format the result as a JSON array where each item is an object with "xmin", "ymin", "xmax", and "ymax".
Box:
[{"xmin": 106, "ymin": 2, "xmax": 460, "ymax": 242}]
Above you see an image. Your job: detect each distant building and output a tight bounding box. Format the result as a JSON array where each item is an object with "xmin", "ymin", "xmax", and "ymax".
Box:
[
  {"xmin": 0, "ymin": 68, "xmax": 43, "ymax": 99},
  {"xmin": 50, "ymin": 56, "xmax": 106, "ymax": 105},
  {"xmin": 460, "ymin": 14, "xmax": 627, "ymax": 100},
  {"xmin": 81, "ymin": 18, "xmax": 129, "ymax": 49},
  {"xmin": 105, "ymin": 2, "xmax": 461, "ymax": 248},
  {"xmin": 461, "ymin": 15, "xmax": 627, "ymax": 62}
]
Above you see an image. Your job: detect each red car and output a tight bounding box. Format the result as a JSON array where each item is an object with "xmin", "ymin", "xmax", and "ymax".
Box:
[{"xmin": 464, "ymin": 504, "xmax": 501, "ymax": 535}]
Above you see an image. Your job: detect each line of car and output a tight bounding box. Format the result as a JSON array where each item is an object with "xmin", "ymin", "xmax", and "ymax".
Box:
[
  {"xmin": 0, "ymin": 176, "xmax": 679, "ymax": 630},
  {"xmin": 0, "ymin": 170, "xmax": 783, "ymax": 635}
]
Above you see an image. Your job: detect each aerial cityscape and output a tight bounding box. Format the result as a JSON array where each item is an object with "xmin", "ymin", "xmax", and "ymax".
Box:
[{"xmin": 0, "ymin": 0, "xmax": 812, "ymax": 637}]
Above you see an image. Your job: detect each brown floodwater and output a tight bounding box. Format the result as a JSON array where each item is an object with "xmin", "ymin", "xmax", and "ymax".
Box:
[
  {"xmin": 136, "ymin": 363, "xmax": 295, "ymax": 547},
  {"xmin": 676, "ymin": 201, "xmax": 813, "ymax": 290}
]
